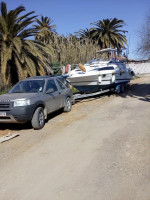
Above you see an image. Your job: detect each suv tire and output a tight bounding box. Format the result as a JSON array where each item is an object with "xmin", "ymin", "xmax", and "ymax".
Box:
[
  {"xmin": 31, "ymin": 107, "xmax": 45, "ymax": 130},
  {"xmin": 63, "ymin": 97, "xmax": 72, "ymax": 112}
]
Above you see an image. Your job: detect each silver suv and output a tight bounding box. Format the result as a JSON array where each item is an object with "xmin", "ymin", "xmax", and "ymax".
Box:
[{"xmin": 0, "ymin": 76, "xmax": 72, "ymax": 129}]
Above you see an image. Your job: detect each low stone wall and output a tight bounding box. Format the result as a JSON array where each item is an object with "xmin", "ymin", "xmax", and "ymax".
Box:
[{"xmin": 126, "ymin": 62, "xmax": 150, "ymax": 74}]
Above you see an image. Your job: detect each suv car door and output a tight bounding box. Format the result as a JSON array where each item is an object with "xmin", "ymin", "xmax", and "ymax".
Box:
[
  {"xmin": 45, "ymin": 79, "xmax": 61, "ymax": 113},
  {"xmin": 56, "ymin": 77, "xmax": 70, "ymax": 107}
]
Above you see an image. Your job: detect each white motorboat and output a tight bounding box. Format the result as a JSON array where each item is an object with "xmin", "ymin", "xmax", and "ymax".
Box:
[{"xmin": 67, "ymin": 48, "xmax": 134, "ymax": 93}]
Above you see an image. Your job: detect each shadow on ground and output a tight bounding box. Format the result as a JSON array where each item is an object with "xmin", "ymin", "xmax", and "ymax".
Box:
[
  {"xmin": 118, "ymin": 83, "xmax": 150, "ymax": 102},
  {"xmin": 0, "ymin": 109, "xmax": 63, "ymax": 131},
  {"xmin": 74, "ymin": 82, "xmax": 150, "ymax": 104},
  {"xmin": 74, "ymin": 91, "xmax": 112, "ymax": 104}
]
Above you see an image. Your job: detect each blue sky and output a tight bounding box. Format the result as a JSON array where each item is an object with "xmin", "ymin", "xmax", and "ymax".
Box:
[{"xmin": 4, "ymin": 0, "xmax": 150, "ymax": 59}]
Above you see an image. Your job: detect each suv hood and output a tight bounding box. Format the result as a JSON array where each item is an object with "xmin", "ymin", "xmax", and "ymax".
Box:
[{"xmin": 0, "ymin": 93, "xmax": 41, "ymax": 102}]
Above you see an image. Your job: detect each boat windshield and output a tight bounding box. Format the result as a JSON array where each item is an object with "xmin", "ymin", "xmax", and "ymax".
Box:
[
  {"xmin": 92, "ymin": 66, "xmax": 115, "ymax": 71},
  {"xmin": 86, "ymin": 58, "xmax": 106, "ymax": 64},
  {"xmin": 86, "ymin": 59, "xmax": 98, "ymax": 64}
]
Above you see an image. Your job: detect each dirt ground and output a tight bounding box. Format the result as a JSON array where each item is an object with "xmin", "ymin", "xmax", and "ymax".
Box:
[{"xmin": 0, "ymin": 74, "xmax": 150, "ymax": 200}]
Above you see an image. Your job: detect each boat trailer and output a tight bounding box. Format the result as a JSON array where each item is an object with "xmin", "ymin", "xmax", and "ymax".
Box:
[
  {"xmin": 73, "ymin": 89, "xmax": 111, "ymax": 102},
  {"xmin": 73, "ymin": 84, "xmax": 127, "ymax": 102}
]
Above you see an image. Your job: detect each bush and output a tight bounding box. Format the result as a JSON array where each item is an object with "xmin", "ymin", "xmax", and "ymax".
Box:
[
  {"xmin": 71, "ymin": 87, "xmax": 79, "ymax": 94},
  {"xmin": 0, "ymin": 86, "xmax": 11, "ymax": 95},
  {"xmin": 50, "ymin": 62, "xmax": 67, "ymax": 75},
  {"xmin": 0, "ymin": 79, "xmax": 12, "ymax": 95}
]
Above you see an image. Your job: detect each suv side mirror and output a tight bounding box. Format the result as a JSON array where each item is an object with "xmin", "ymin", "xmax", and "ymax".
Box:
[{"xmin": 46, "ymin": 88, "xmax": 55, "ymax": 94}]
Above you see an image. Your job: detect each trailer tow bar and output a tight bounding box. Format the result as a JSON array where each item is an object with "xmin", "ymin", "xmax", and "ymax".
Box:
[{"xmin": 73, "ymin": 89, "xmax": 110, "ymax": 101}]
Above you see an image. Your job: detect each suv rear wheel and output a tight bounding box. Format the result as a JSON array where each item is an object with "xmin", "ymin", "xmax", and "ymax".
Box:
[
  {"xmin": 63, "ymin": 97, "xmax": 72, "ymax": 112},
  {"xmin": 31, "ymin": 107, "xmax": 45, "ymax": 130}
]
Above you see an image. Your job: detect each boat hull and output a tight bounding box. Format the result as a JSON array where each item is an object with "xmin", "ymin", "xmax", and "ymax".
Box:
[
  {"xmin": 67, "ymin": 66, "xmax": 133, "ymax": 93},
  {"xmin": 67, "ymin": 74, "xmax": 99, "ymax": 86},
  {"xmin": 74, "ymin": 84, "xmax": 114, "ymax": 93},
  {"xmin": 67, "ymin": 74, "xmax": 131, "ymax": 93},
  {"xmin": 73, "ymin": 80, "xmax": 130, "ymax": 93}
]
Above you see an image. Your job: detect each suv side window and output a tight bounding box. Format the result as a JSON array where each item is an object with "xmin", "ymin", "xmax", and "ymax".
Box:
[
  {"xmin": 56, "ymin": 79, "xmax": 66, "ymax": 90},
  {"xmin": 58, "ymin": 78, "xmax": 69, "ymax": 88},
  {"xmin": 46, "ymin": 80, "xmax": 58, "ymax": 92}
]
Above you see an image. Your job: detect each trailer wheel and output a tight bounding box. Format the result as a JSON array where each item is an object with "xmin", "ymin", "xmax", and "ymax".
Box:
[
  {"xmin": 121, "ymin": 85, "xmax": 125, "ymax": 93},
  {"xmin": 115, "ymin": 85, "xmax": 121, "ymax": 94}
]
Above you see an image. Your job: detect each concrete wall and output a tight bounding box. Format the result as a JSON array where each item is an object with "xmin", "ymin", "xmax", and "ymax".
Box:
[{"xmin": 126, "ymin": 62, "xmax": 150, "ymax": 74}]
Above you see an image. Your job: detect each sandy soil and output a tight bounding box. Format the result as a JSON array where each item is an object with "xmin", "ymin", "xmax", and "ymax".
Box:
[{"xmin": 0, "ymin": 74, "xmax": 150, "ymax": 200}]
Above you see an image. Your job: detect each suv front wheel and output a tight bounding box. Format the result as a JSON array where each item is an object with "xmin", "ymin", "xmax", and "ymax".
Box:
[{"xmin": 31, "ymin": 107, "xmax": 45, "ymax": 130}]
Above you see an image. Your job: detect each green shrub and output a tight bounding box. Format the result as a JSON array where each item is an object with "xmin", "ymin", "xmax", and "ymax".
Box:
[
  {"xmin": 50, "ymin": 62, "xmax": 67, "ymax": 76},
  {"xmin": 71, "ymin": 87, "xmax": 79, "ymax": 94},
  {"xmin": 0, "ymin": 85, "xmax": 11, "ymax": 95}
]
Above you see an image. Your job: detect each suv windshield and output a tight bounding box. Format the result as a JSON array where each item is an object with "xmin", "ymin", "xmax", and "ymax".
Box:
[{"xmin": 9, "ymin": 80, "xmax": 45, "ymax": 93}]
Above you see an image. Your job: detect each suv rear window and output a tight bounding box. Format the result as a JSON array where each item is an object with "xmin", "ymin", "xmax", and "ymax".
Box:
[
  {"xmin": 58, "ymin": 77, "xmax": 69, "ymax": 88},
  {"xmin": 56, "ymin": 79, "xmax": 66, "ymax": 90}
]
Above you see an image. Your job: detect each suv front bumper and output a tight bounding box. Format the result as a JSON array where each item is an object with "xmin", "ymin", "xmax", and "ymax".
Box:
[{"xmin": 0, "ymin": 104, "xmax": 35, "ymax": 123}]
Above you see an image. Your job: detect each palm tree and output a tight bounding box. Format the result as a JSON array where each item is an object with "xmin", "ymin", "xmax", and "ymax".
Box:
[
  {"xmin": 0, "ymin": 2, "xmax": 52, "ymax": 85},
  {"xmin": 90, "ymin": 18, "xmax": 127, "ymax": 50},
  {"xmin": 75, "ymin": 28, "xmax": 92, "ymax": 39},
  {"xmin": 34, "ymin": 16, "xmax": 56, "ymax": 44}
]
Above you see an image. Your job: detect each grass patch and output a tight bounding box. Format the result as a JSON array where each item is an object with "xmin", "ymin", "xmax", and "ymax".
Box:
[
  {"xmin": 0, "ymin": 90, "xmax": 7, "ymax": 95},
  {"xmin": 71, "ymin": 86, "xmax": 80, "ymax": 94},
  {"xmin": 0, "ymin": 86, "xmax": 11, "ymax": 95},
  {"xmin": 133, "ymin": 75, "xmax": 141, "ymax": 79}
]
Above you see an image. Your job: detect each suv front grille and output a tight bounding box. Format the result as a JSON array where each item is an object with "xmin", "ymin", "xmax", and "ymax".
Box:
[
  {"xmin": 0, "ymin": 103, "xmax": 11, "ymax": 111},
  {"xmin": 0, "ymin": 116, "xmax": 11, "ymax": 120}
]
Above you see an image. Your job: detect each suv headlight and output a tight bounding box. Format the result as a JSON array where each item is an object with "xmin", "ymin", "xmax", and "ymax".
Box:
[{"xmin": 13, "ymin": 99, "xmax": 30, "ymax": 107}]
